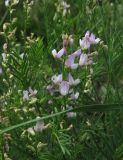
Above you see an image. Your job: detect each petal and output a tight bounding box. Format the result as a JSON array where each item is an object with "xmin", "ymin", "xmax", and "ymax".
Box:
[
  {"xmin": 95, "ymin": 38, "xmax": 100, "ymax": 44},
  {"xmin": 0, "ymin": 68, "xmax": 2, "ymax": 74},
  {"xmin": 2, "ymin": 53, "xmax": 6, "ymax": 61},
  {"xmin": 68, "ymin": 73, "xmax": 74, "ymax": 85},
  {"xmin": 68, "ymin": 73, "xmax": 80, "ymax": 86},
  {"xmin": 51, "ymin": 74, "xmax": 62, "ymax": 84},
  {"xmin": 73, "ymin": 49, "xmax": 81, "ymax": 57},
  {"xmin": 56, "ymin": 48, "xmax": 66, "ymax": 58},
  {"xmin": 80, "ymin": 38, "xmax": 90, "ymax": 49},
  {"xmin": 89, "ymin": 33, "xmax": 96, "ymax": 43},
  {"xmin": 65, "ymin": 54, "xmax": 75, "ymax": 67},
  {"xmin": 23, "ymin": 90, "xmax": 29, "ymax": 100},
  {"xmin": 70, "ymin": 92, "xmax": 79, "ymax": 100},
  {"xmin": 52, "ymin": 49, "xmax": 57, "ymax": 58},
  {"xmin": 34, "ymin": 118, "xmax": 45, "ymax": 132},
  {"xmin": 79, "ymin": 39, "xmax": 82, "ymax": 46},
  {"xmin": 79, "ymin": 54, "xmax": 88, "ymax": 66},
  {"xmin": 59, "ymin": 81, "xmax": 69, "ymax": 96},
  {"xmin": 74, "ymin": 79, "xmax": 80, "ymax": 85},
  {"xmin": 70, "ymin": 64, "xmax": 78, "ymax": 69},
  {"xmin": 57, "ymin": 74, "xmax": 63, "ymax": 83},
  {"xmin": 85, "ymin": 31, "xmax": 90, "ymax": 38}
]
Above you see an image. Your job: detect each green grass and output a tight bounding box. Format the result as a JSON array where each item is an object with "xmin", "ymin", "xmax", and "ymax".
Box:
[{"xmin": 0, "ymin": 0, "xmax": 123, "ymax": 159}]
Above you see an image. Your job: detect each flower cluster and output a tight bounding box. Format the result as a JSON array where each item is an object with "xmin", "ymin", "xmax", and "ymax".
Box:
[
  {"xmin": 47, "ymin": 73, "xmax": 80, "ymax": 99},
  {"xmin": 23, "ymin": 87, "xmax": 37, "ymax": 101},
  {"xmin": 53, "ymin": 0, "xmax": 70, "ymax": 20},
  {"xmin": 47, "ymin": 31, "xmax": 100, "ymax": 101}
]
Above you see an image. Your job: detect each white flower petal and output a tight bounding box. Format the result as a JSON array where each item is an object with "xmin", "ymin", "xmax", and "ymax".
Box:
[{"xmin": 51, "ymin": 74, "xmax": 62, "ymax": 84}]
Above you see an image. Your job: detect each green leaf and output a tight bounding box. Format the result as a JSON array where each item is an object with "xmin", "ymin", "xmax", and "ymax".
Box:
[{"xmin": 0, "ymin": 103, "xmax": 123, "ymax": 134}]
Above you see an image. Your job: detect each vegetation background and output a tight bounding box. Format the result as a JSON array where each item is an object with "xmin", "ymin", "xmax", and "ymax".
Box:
[{"xmin": 0, "ymin": 0, "xmax": 123, "ymax": 159}]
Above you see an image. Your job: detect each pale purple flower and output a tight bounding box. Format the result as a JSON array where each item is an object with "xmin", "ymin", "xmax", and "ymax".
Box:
[
  {"xmin": 68, "ymin": 73, "xmax": 80, "ymax": 86},
  {"xmin": 65, "ymin": 54, "xmax": 78, "ymax": 69},
  {"xmin": 51, "ymin": 74, "xmax": 62, "ymax": 84},
  {"xmin": 72, "ymin": 49, "xmax": 81, "ymax": 57},
  {"xmin": 29, "ymin": 87, "xmax": 37, "ymax": 97},
  {"xmin": 34, "ymin": 117, "xmax": 45, "ymax": 132},
  {"xmin": 52, "ymin": 48, "xmax": 66, "ymax": 59},
  {"xmin": 79, "ymin": 54, "xmax": 88, "ymax": 66},
  {"xmin": 23, "ymin": 90, "xmax": 29, "ymax": 101},
  {"xmin": 59, "ymin": 81, "xmax": 69, "ymax": 96},
  {"xmin": 70, "ymin": 92, "xmax": 79, "ymax": 100},
  {"xmin": 79, "ymin": 31, "xmax": 100, "ymax": 49}
]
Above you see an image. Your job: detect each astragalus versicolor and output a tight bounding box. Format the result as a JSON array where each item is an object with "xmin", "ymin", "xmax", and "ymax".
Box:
[{"xmin": 47, "ymin": 32, "xmax": 100, "ymax": 118}]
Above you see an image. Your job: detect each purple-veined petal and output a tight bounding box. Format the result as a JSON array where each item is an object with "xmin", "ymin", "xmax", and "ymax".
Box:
[{"xmin": 80, "ymin": 38, "xmax": 91, "ymax": 49}]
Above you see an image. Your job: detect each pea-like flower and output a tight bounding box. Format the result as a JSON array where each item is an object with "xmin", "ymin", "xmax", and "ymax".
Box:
[
  {"xmin": 52, "ymin": 48, "xmax": 66, "ymax": 59},
  {"xmin": 72, "ymin": 49, "xmax": 81, "ymax": 57},
  {"xmin": 29, "ymin": 87, "xmax": 37, "ymax": 97},
  {"xmin": 65, "ymin": 54, "xmax": 78, "ymax": 69},
  {"xmin": 79, "ymin": 31, "xmax": 100, "ymax": 49},
  {"xmin": 68, "ymin": 73, "xmax": 80, "ymax": 86},
  {"xmin": 79, "ymin": 53, "xmax": 88, "ymax": 66},
  {"xmin": 23, "ymin": 87, "xmax": 37, "ymax": 101},
  {"xmin": 51, "ymin": 74, "xmax": 63, "ymax": 84},
  {"xmin": 59, "ymin": 81, "xmax": 70, "ymax": 96}
]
